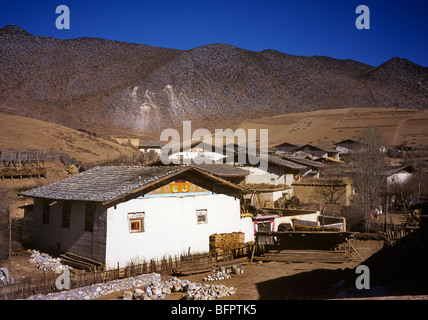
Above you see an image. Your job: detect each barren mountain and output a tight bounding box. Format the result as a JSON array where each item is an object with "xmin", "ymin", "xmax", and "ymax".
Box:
[{"xmin": 1, "ymin": 25, "xmax": 427, "ymax": 138}]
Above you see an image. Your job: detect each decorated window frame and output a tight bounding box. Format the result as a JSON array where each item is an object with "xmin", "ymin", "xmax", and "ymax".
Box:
[{"xmin": 128, "ymin": 212, "xmax": 145, "ymax": 233}]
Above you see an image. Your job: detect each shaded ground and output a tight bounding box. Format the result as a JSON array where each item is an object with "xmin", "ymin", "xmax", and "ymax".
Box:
[
  {"xmin": 3, "ymin": 238, "xmax": 427, "ymax": 301},
  {"xmin": 96, "ymin": 240, "xmax": 385, "ymax": 300}
]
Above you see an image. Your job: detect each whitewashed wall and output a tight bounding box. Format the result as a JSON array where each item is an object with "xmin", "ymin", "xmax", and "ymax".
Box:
[
  {"xmin": 104, "ymin": 194, "xmax": 254, "ymax": 269},
  {"xmin": 139, "ymin": 148, "xmax": 161, "ymax": 155},
  {"xmin": 169, "ymin": 150, "xmax": 226, "ymax": 162},
  {"xmin": 243, "ymin": 165, "xmax": 286, "ymax": 185},
  {"xmin": 273, "ymin": 212, "xmax": 320, "ymax": 231},
  {"xmin": 387, "ymin": 172, "xmax": 413, "ymax": 186}
]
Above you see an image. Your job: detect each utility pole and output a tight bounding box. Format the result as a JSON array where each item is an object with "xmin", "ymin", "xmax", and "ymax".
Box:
[{"xmin": 384, "ymin": 196, "xmax": 389, "ymax": 233}]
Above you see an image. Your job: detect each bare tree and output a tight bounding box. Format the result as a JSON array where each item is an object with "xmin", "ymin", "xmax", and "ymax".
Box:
[
  {"xmin": 350, "ymin": 127, "xmax": 388, "ymax": 223},
  {"xmin": 315, "ymin": 177, "xmax": 347, "ymax": 216}
]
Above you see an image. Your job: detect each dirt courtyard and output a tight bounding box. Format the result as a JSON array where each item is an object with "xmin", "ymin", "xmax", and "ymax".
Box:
[
  {"xmin": 3, "ymin": 239, "xmax": 428, "ymax": 300},
  {"xmin": 96, "ymin": 240, "xmax": 386, "ymax": 300}
]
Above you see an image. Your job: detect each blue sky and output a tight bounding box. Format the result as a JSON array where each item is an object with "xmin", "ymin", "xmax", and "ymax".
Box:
[{"xmin": 1, "ymin": 0, "xmax": 427, "ymax": 67}]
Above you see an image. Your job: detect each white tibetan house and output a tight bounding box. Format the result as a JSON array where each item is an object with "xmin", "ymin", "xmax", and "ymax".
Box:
[
  {"xmin": 382, "ymin": 165, "xmax": 416, "ymax": 189},
  {"xmin": 20, "ymin": 165, "xmax": 254, "ymax": 270}
]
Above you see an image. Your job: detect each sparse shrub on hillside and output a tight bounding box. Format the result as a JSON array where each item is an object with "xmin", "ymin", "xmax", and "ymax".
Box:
[{"xmin": 1, "ymin": 26, "xmax": 427, "ymax": 135}]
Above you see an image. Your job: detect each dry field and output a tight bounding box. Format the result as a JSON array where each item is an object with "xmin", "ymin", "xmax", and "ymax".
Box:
[
  {"xmin": 239, "ymin": 108, "xmax": 428, "ymax": 148},
  {"xmin": 0, "ymin": 112, "xmax": 142, "ymax": 168}
]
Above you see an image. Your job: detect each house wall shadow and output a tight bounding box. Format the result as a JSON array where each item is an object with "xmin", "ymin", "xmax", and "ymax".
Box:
[{"xmin": 256, "ymin": 235, "xmax": 428, "ymax": 299}]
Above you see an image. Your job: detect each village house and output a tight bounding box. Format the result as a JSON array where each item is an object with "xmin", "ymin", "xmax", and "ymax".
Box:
[
  {"xmin": 273, "ymin": 142, "xmax": 302, "ymax": 154},
  {"xmin": 292, "ymin": 177, "xmax": 354, "ymax": 207},
  {"xmin": 166, "ymin": 141, "xmax": 310, "ymax": 186},
  {"xmin": 163, "ymin": 141, "xmax": 313, "ymax": 207},
  {"xmin": 382, "ymin": 165, "xmax": 416, "ymax": 190},
  {"xmin": 139, "ymin": 140, "xmax": 163, "ymax": 155},
  {"xmin": 289, "ymin": 144, "xmax": 341, "ymax": 161},
  {"xmin": 334, "ymin": 139, "xmax": 361, "ymax": 154},
  {"xmin": 20, "ymin": 165, "xmax": 254, "ymax": 270},
  {"xmin": 112, "ymin": 136, "xmax": 140, "ymax": 148},
  {"xmin": 168, "ymin": 140, "xmax": 226, "ymax": 163},
  {"xmin": 279, "ymin": 155, "xmax": 326, "ymax": 178}
]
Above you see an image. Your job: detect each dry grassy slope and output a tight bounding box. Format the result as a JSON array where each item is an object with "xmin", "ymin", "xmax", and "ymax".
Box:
[
  {"xmin": 0, "ymin": 113, "xmax": 142, "ymax": 168},
  {"xmin": 239, "ymin": 107, "xmax": 428, "ymax": 148}
]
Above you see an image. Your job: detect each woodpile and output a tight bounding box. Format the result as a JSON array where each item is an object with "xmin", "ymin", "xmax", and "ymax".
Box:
[
  {"xmin": 294, "ymin": 224, "xmax": 341, "ymax": 232},
  {"xmin": 209, "ymin": 232, "xmax": 245, "ymax": 254},
  {"xmin": 0, "ymin": 167, "xmax": 46, "ymax": 177}
]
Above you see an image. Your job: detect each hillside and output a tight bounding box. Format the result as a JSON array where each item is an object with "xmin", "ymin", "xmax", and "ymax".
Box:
[
  {"xmin": 239, "ymin": 107, "xmax": 428, "ymax": 148},
  {"xmin": 0, "ymin": 113, "xmax": 142, "ymax": 168},
  {"xmin": 1, "ymin": 25, "xmax": 427, "ymax": 138}
]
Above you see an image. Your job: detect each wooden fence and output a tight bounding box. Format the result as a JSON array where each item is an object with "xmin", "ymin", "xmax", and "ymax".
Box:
[
  {"xmin": 0, "ymin": 267, "xmax": 121, "ymax": 300},
  {"xmin": 0, "ymin": 149, "xmax": 83, "ymax": 179},
  {"xmin": 0, "ymin": 249, "xmax": 249, "ymax": 300},
  {"xmin": 365, "ymin": 221, "xmax": 407, "ymax": 233},
  {"xmin": 364, "ymin": 221, "xmax": 417, "ymax": 246},
  {"xmin": 0, "ymin": 149, "xmax": 46, "ymax": 179},
  {"xmin": 0, "ymin": 150, "xmax": 45, "ymax": 169}
]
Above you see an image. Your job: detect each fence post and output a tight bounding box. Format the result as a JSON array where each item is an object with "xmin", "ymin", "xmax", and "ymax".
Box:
[{"xmin": 43, "ymin": 270, "xmax": 46, "ymax": 295}]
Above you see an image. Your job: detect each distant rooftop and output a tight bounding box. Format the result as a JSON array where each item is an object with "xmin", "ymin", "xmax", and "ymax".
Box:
[{"xmin": 139, "ymin": 140, "xmax": 163, "ymax": 148}]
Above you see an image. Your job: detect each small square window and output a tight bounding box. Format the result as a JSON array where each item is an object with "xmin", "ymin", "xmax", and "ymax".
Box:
[
  {"xmin": 129, "ymin": 218, "xmax": 144, "ymax": 232},
  {"xmin": 196, "ymin": 209, "xmax": 208, "ymax": 224},
  {"xmin": 128, "ymin": 212, "xmax": 145, "ymax": 233}
]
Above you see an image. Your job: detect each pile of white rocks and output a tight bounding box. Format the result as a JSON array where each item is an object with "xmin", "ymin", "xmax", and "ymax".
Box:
[
  {"xmin": 123, "ymin": 276, "xmax": 236, "ymax": 300},
  {"xmin": 26, "ymin": 273, "xmax": 161, "ymax": 300},
  {"xmin": 27, "ymin": 250, "xmax": 70, "ymax": 272},
  {"xmin": 202, "ymin": 271, "xmax": 231, "ymax": 281},
  {"xmin": 0, "ymin": 267, "xmax": 13, "ymax": 287},
  {"xmin": 181, "ymin": 282, "xmax": 236, "ymax": 300}
]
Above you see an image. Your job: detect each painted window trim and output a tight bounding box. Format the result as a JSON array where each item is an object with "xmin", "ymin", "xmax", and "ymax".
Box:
[
  {"xmin": 128, "ymin": 212, "xmax": 145, "ymax": 233},
  {"xmin": 196, "ymin": 209, "xmax": 208, "ymax": 224}
]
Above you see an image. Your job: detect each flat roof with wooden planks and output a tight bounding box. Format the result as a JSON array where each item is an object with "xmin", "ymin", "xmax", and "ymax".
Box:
[{"xmin": 0, "ymin": 149, "xmax": 46, "ymax": 179}]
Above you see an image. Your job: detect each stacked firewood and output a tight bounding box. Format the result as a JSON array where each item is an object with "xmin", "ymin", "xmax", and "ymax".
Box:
[
  {"xmin": 209, "ymin": 232, "xmax": 245, "ymax": 254},
  {"xmin": 294, "ymin": 224, "xmax": 341, "ymax": 232}
]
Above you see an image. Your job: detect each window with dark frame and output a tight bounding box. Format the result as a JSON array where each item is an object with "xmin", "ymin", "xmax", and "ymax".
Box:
[
  {"xmin": 42, "ymin": 199, "xmax": 50, "ymax": 225},
  {"xmin": 129, "ymin": 218, "xmax": 144, "ymax": 233},
  {"xmin": 128, "ymin": 212, "xmax": 145, "ymax": 233},
  {"xmin": 62, "ymin": 201, "xmax": 71, "ymax": 229},
  {"xmin": 196, "ymin": 209, "xmax": 208, "ymax": 224},
  {"xmin": 85, "ymin": 202, "xmax": 96, "ymax": 232}
]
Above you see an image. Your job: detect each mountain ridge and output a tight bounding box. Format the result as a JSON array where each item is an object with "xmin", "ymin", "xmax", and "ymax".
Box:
[{"xmin": 1, "ymin": 25, "xmax": 427, "ymax": 138}]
